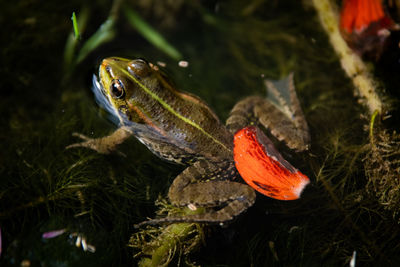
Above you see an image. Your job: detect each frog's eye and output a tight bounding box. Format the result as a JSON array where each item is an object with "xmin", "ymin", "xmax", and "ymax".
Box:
[{"xmin": 110, "ymin": 79, "xmax": 125, "ymax": 99}]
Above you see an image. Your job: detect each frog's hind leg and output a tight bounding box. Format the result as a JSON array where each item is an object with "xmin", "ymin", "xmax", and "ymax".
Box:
[
  {"xmin": 135, "ymin": 190, "xmax": 255, "ymax": 227},
  {"xmin": 135, "ymin": 161, "xmax": 256, "ymax": 227},
  {"xmin": 226, "ymin": 74, "xmax": 310, "ymax": 151},
  {"xmin": 226, "ymin": 96, "xmax": 265, "ymax": 134}
]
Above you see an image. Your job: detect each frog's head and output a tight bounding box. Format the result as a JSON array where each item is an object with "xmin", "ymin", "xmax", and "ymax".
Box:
[{"xmin": 94, "ymin": 57, "xmax": 157, "ymax": 125}]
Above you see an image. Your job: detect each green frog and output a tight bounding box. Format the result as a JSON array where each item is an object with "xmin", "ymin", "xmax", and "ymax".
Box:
[{"xmin": 68, "ymin": 57, "xmax": 310, "ymax": 225}]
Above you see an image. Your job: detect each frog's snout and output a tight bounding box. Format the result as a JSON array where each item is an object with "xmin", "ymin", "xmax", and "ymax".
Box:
[{"xmin": 100, "ymin": 57, "xmax": 118, "ymax": 69}]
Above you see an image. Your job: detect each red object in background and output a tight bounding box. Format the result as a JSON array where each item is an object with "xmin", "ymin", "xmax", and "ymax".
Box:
[
  {"xmin": 340, "ymin": 0, "xmax": 392, "ymax": 33},
  {"xmin": 234, "ymin": 126, "xmax": 309, "ymax": 201},
  {"xmin": 340, "ymin": 0, "xmax": 398, "ymax": 59}
]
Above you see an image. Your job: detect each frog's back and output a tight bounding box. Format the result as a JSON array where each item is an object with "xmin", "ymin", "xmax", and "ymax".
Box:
[{"xmin": 131, "ymin": 75, "xmax": 233, "ymax": 162}]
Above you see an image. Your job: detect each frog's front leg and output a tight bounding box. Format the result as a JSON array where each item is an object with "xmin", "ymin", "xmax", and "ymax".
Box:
[
  {"xmin": 66, "ymin": 126, "xmax": 132, "ymax": 155},
  {"xmin": 135, "ymin": 161, "xmax": 256, "ymax": 227}
]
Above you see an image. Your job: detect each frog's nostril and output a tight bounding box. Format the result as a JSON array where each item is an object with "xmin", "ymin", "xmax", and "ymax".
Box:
[
  {"xmin": 109, "ymin": 57, "xmax": 123, "ymax": 62},
  {"xmin": 101, "ymin": 58, "xmax": 112, "ymax": 69}
]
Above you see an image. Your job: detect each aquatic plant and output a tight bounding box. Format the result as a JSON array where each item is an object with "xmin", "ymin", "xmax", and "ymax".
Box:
[{"xmin": 365, "ymin": 118, "xmax": 400, "ymax": 222}]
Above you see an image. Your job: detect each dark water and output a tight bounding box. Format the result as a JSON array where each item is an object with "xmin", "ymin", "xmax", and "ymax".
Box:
[{"xmin": 1, "ymin": 0, "xmax": 400, "ymax": 266}]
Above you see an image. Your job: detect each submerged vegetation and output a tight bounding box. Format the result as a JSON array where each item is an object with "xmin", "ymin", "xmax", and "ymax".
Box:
[
  {"xmin": 1, "ymin": 0, "xmax": 400, "ymax": 266},
  {"xmin": 365, "ymin": 123, "xmax": 400, "ymax": 223}
]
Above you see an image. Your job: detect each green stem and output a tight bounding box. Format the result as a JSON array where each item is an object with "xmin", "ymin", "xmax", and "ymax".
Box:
[
  {"xmin": 369, "ymin": 109, "xmax": 379, "ymax": 145},
  {"xmin": 123, "ymin": 7, "xmax": 182, "ymax": 60}
]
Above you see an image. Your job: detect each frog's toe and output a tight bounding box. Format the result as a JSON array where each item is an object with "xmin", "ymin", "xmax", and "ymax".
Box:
[
  {"xmin": 134, "ymin": 216, "xmax": 193, "ymax": 228},
  {"xmin": 134, "ymin": 218, "xmax": 162, "ymax": 228},
  {"xmin": 71, "ymin": 132, "xmax": 91, "ymax": 141},
  {"xmin": 66, "ymin": 133, "xmax": 94, "ymax": 150},
  {"xmin": 66, "ymin": 132, "xmax": 98, "ymax": 151},
  {"xmin": 65, "ymin": 141, "xmax": 100, "ymax": 153},
  {"xmin": 65, "ymin": 143, "xmax": 80, "ymax": 150},
  {"xmin": 66, "ymin": 140, "xmax": 124, "ymax": 156}
]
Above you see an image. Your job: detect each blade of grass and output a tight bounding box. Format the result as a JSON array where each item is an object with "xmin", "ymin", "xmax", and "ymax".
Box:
[
  {"xmin": 71, "ymin": 12, "xmax": 80, "ymax": 39},
  {"xmin": 64, "ymin": 0, "xmax": 124, "ymax": 73},
  {"xmin": 123, "ymin": 7, "xmax": 182, "ymax": 60},
  {"xmin": 64, "ymin": 7, "xmax": 90, "ymax": 72},
  {"xmin": 76, "ymin": 18, "xmax": 116, "ymax": 64}
]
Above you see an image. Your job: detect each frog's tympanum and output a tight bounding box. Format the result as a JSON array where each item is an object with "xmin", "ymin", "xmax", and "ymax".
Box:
[{"xmin": 68, "ymin": 57, "xmax": 311, "ymax": 226}]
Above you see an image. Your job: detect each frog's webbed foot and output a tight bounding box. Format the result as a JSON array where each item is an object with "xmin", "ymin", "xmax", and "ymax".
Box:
[
  {"xmin": 260, "ymin": 73, "xmax": 310, "ymax": 151},
  {"xmin": 135, "ymin": 160, "xmax": 256, "ymax": 227},
  {"xmin": 66, "ymin": 127, "xmax": 132, "ymax": 156}
]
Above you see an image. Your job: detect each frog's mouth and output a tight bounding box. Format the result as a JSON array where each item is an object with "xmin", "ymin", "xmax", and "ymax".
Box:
[{"xmin": 91, "ymin": 74, "xmax": 120, "ymax": 126}]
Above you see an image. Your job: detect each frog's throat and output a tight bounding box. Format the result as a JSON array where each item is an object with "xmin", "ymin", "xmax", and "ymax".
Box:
[
  {"xmin": 109, "ymin": 61, "xmax": 231, "ymax": 153},
  {"xmin": 92, "ymin": 74, "xmax": 123, "ymax": 126}
]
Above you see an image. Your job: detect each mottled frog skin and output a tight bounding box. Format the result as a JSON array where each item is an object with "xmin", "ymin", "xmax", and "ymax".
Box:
[{"xmin": 68, "ymin": 57, "xmax": 310, "ymax": 225}]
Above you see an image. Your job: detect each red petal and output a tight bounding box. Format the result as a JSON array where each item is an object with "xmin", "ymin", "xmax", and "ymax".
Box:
[
  {"xmin": 234, "ymin": 126, "xmax": 309, "ymax": 200},
  {"xmin": 340, "ymin": 0, "xmax": 386, "ymax": 33}
]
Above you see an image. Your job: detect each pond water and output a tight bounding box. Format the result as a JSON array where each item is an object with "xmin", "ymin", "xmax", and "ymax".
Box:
[{"xmin": 1, "ymin": 0, "xmax": 400, "ymax": 266}]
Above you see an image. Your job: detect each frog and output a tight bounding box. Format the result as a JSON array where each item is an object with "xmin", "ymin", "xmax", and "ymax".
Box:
[{"xmin": 67, "ymin": 57, "xmax": 310, "ymax": 226}]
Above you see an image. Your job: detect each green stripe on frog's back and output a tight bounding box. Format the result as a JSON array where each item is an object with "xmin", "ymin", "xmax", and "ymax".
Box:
[{"xmin": 110, "ymin": 61, "xmax": 231, "ymax": 153}]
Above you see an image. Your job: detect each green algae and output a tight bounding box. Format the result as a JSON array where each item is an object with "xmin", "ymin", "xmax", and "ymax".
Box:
[{"xmin": 1, "ymin": 0, "xmax": 400, "ymax": 266}]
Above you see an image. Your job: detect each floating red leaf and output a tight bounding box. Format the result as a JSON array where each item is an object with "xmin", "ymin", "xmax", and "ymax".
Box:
[{"xmin": 234, "ymin": 126, "xmax": 309, "ymax": 200}]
